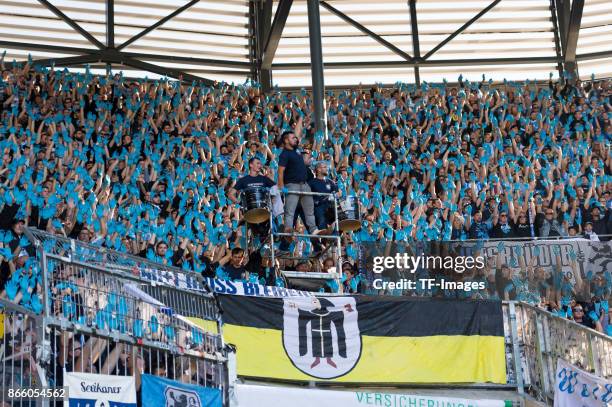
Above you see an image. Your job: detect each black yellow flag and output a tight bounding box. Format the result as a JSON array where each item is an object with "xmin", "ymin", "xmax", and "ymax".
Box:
[{"xmin": 220, "ymin": 295, "xmax": 506, "ymax": 384}]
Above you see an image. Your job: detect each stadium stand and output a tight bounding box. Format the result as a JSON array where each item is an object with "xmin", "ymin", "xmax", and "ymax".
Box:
[
  {"xmin": 0, "ymin": 61, "xmax": 609, "ymax": 362},
  {"xmin": 0, "ymin": 53, "xmax": 610, "ymax": 407},
  {"xmin": 0, "ymin": 0, "xmax": 610, "ymax": 403},
  {"xmin": 0, "ymin": 54, "xmax": 610, "ymax": 303}
]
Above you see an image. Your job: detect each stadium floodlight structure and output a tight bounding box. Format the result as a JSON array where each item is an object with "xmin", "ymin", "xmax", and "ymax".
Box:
[{"xmin": 0, "ymin": 0, "xmax": 611, "ymax": 133}]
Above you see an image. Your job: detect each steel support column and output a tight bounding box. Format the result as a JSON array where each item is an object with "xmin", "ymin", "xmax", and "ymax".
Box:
[
  {"xmin": 307, "ymin": 0, "xmax": 326, "ymax": 136},
  {"xmin": 262, "ymin": 0, "xmax": 293, "ymax": 71},
  {"xmin": 555, "ymin": 0, "xmax": 570, "ymax": 53},
  {"xmin": 564, "ymin": 0, "xmax": 584, "ymax": 82},
  {"xmin": 408, "ymin": 0, "xmax": 420, "ymax": 85},
  {"xmin": 257, "ymin": 0, "xmax": 273, "ymax": 90},
  {"xmin": 550, "ymin": 0, "xmax": 564, "ymax": 78},
  {"xmin": 248, "ymin": 0, "xmax": 257, "ymax": 81},
  {"xmin": 106, "ymin": 0, "xmax": 115, "ymax": 48}
]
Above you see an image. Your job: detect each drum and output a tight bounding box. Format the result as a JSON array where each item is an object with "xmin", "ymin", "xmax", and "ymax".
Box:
[
  {"xmin": 241, "ymin": 187, "xmax": 270, "ymax": 224},
  {"xmin": 327, "ymin": 196, "xmax": 361, "ymax": 232}
]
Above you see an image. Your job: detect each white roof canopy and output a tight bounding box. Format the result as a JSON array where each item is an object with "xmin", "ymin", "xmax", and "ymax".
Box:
[{"xmin": 0, "ymin": 0, "xmax": 609, "ymax": 87}]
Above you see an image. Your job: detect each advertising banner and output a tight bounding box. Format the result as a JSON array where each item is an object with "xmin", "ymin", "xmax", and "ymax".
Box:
[
  {"xmin": 220, "ymin": 295, "xmax": 506, "ymax": 384},
  {"xmin": 235, "ymin": 383, "xmax": 509, "ymax": 407},
  {"xmin": 64, "ymin": 371, "xmax": 137, "ymax": 407},
  {"xmin": 141, "ymin": 374, "xmax": 222, "ymax": 407},
  {"xmin": 554, "ymin": 359, "xmax": 612, "ymax": 407}
]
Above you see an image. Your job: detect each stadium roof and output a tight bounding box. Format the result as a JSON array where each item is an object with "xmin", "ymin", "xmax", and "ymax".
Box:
[{"xmin": 0, "ymin": 0, "xmax": 610, "ymax": 88}]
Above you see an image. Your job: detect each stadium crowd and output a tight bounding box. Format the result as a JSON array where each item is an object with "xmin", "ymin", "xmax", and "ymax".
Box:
[{"xmin": 0, "ymin": 53, "xmax": 610, "ymax": 332}]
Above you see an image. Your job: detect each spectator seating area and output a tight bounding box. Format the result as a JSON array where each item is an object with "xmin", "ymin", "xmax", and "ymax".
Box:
[{"xmin": 0, "ymin": 54, "xmax": 610, "ymax": 332}]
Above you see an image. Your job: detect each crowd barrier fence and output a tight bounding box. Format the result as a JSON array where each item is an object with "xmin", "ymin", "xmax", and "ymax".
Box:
[
  {"xmin": 514, "ymin": 302, "xmax": 612, "ymax": 404},
  {"xmin": 0, "ymin": 228, "xmax": 229, "ymax": 406}
]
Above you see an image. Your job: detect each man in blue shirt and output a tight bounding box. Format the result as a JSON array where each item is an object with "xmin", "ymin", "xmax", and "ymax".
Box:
[
  {"xmin": 277, "ymin": 131, "xmax": 321, "ymax": 236},
  {"xmin": 308, "ymin": 162, "xmax": 338, "ymax": 230},
  {"xmin": 230, "ymin": 157, "xmax": 275, "ymax": 201},
  {"xmin": 230, "ymin": 157, "xmax": 276, "ymax": 237}
]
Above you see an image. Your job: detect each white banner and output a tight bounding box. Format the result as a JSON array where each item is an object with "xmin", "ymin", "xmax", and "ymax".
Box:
[
  {"xmin": 64, "ymin": 371, "xmax": 137, "ymax": 407},
  {"xmin": 137, "ymin": 266, "xmax": 315, "ymax": 298},
  {"xmin": 204, "ymin": 278, "xmax": 315, "ymax": 298},
  {"xmin": 481, "ymin": 238, "xmax": 588, "ymax": 277},
  {"xmin": 234, "ymin": 383, "xmax": 507, "ymax": 407},
  {"xmin": 554, "ymin": 359, "xmax": 612, "ymax": 407}
]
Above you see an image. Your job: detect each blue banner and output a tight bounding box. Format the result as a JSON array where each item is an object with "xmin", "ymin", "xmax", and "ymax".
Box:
[{"xmin": 141, "ymin": 374, "xmax": 222, "ymax": 407}]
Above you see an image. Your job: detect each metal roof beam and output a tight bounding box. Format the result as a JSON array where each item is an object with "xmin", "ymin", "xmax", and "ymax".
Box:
[
  {"xmin": 0, "ymin": 40, "xmax": 250, "ymax": 69},
  {"xmin": 272, "ymin": 56, "xmax": 558, "ymax": 70},
  {"xmin": 576, "ymin": 50, "xmax": 612, "ymax": 61},
  {"xmin": 116, "ymin": 0, "xmax": 201, "ymax": 51},
  {"xmin": 261, "ymin": 0, "xmax": 293, "ymax": 70},
  {"xmin": 320, "ymin": 1, "xmax": 413, "ymax": 62},
  {"xmin": 422, "ymin": 0, "xmax": 502, "ymax": 61},
  {"xmin": 30, "ymin": 54, "xmax": 106, "ymax": 68},
  {"xmin": 0, "ymin": 40, "xmax": 96, "ymax": 55},
  {"xmin": 36, "ymin": 0, "xmax": 106, "ymax": 50},
  {"xmin": 109, "ymin": 54, "xmax": 215, "ymax": 86},
  {"xmin": 121, "ymin": 51, "xmax": 251, "ymax": 68}
]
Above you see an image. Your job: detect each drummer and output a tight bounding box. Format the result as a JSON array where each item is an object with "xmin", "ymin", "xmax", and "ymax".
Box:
[
  {"xmin": 308, "ymin": 161, "xmax": 338, "ymax": 230},
  {"xmin": 229, "ymin": 157, "xmax": 276, "ymax": 205}
]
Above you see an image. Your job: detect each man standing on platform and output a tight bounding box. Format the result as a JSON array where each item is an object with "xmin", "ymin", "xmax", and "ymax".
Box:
[{"xmin": 277, "ymin": 131, "xmax": 323, "ymax": 237}]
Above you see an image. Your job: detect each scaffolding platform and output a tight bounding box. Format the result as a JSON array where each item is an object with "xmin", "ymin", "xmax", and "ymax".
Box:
[{"xmin": 244, "ymin": 189, "xmax": 346, "ymax": 292}]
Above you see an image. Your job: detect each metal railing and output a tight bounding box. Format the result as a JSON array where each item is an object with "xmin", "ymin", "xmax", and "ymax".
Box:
[
  {"xmin": 514, "ymin": 302, "xmax": 612, "ymax": 404},
  {"xmin": 0, "ymin": 300, "xmax": 47, "ymax": 406},
  {"xmin": 45, "ymin": 256, "xmax": 222, "ymax": 357},
  {"xmin": 26, "ymin": 228, "xmax": 210, "ymax": 294},
  {"xmin": 0, "ymin": 228, "xmax": 230, "ymax": 406},
  {"xmin": 270, "ymin": 190, "xmax": 345, "ymax": 292}
]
